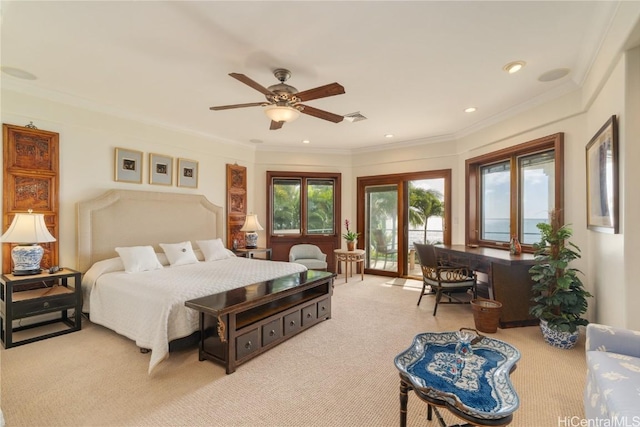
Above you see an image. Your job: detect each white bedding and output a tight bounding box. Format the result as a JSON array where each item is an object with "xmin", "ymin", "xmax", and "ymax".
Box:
[{"xmin": 82, "ymin": 257, "xmax": 307, "ymax": 373}]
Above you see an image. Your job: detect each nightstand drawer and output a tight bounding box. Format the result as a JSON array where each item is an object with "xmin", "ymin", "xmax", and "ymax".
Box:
[{"xmin": 13, "ymin": 293, "xmax": 76, "ymax": 318}]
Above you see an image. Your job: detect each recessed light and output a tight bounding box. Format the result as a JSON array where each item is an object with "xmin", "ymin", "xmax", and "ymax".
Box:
[
  {"xmin": 503, "ymin": 61, "xmax": 526, "ymax": 74},
  {"xmin": 1, "ymin": 66, "xmax": 37, "ymax": 80},
  {"xmin": 464, "ymin": 107, "xmax": 477, "ymax": 113},
  {"xmin": 302, "ymin": 139, "xmax": 310, "ymax": 144},
  {"xmin": 384, "ymin": 134, "xmax": 394, "ymax": 138}
]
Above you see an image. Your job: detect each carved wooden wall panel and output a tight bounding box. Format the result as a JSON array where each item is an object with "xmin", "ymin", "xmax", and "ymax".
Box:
[
  {"xmin": 226, "ymin": 164, "xmax": 247, "ymax": 249},
  {"xmin": 3, "ymin": 124, "xmax": 59, "ymax": 273}
]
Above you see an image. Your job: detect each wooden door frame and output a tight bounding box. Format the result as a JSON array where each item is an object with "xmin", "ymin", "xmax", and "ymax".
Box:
[{"xmin": 357, "ymin": 169, "xmax": 451, "ymax": 278}]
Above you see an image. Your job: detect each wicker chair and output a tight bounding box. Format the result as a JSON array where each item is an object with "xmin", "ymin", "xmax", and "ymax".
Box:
[
  {"xmin": 414, "ymin": 242, "xmax": 477, "ymax": 316},
  {"xmin": 372, "ymin": 229, "xmax": 397, "ymax": 269}
]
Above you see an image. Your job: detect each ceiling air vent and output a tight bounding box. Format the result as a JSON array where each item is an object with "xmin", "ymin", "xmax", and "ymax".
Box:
[{"xmin": 343, "ymin": 112, "xmax": 367, "ymax": 122}]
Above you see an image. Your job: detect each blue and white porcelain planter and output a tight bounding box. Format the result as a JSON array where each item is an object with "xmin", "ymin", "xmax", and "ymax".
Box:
[{"xmin": 539, "ymin": 319, "xmax": 579, "ymax": 349}]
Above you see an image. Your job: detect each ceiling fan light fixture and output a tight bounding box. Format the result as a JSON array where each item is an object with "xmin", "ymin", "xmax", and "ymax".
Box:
[{"xmin": 264, "ymin": 105, "xmax": 300, "ymax": 123}]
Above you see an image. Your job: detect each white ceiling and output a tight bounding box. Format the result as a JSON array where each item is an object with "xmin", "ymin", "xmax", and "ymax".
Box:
[{"xmin": 0, "ymin": 1, "xmax": 622, "ymax": 152}]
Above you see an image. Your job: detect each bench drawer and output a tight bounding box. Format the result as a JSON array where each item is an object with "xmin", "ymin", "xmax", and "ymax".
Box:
[
  {"xmin": 236, "ymin": 329, "xmax": 260, "ymax": 360},
  {"xmin": 283, "ymin": 311, "xmax": 301, "ymax": 336},
  {"xmin": 302, "ymin": 303, "xmax": 317, "ymax": 326},
  {"xmin": 317, "ymin": 298, "xmax": 330, "ymax": 319},
  {"xmin": 262, "ymin": 318, "xmax": 282, "ymax": 346}
]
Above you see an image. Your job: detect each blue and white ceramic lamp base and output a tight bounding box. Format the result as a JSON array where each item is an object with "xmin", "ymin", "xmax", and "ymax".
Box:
[{"xmin": 11, "ymin": 244, "xmax": 44, "ymax": 275}]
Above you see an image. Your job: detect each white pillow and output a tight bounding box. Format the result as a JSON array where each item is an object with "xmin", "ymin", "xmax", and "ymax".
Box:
[
  {"xmin": 197, "ymin": 238, "xmax": 233, "ymax": 261},
  {"xmin": 159, "ymin": 241, "xmax": 199, "ymax": 267},
  {"xmin": 115, "ymin": 246, "xmax": 164, "ymax": 273}
]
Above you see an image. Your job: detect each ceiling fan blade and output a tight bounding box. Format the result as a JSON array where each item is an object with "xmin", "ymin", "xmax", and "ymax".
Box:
[
  {"xmin": 229, "ymin": 73, "xmax": 274, "ymax": 96},
  {"xmin": 209, "ymin": 102, "xmax": 265, "ymax": 111},
  {"xmin": 295, "ymin": 83, "xmax": 345, "ymax": 102},
  {"xmin": 299, "ymin": 104, "xmax": 344, "ymax": 123},
  {"xmin": 270, "ymin": 120, "xmax": 284, "ymax": 130}
]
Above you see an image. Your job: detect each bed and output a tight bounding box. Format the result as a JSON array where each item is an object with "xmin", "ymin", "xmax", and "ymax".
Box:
[{"xmin": 77, "ymin": 190, "xmax": 312, "ymax": 373}]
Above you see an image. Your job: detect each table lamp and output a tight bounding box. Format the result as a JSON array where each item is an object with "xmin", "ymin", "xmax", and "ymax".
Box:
[
  {"xmin": 1, "ymin": 210, "xmax": 56, "ymax": 275},
  {"xmin": 240, "ymin": 213, "xmax": 263, "ymax": 249}
]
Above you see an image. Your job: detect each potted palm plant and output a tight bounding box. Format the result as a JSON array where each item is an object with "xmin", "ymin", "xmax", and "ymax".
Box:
[{"xmin": 528, "ymin": 210, "xmax": 592, "ymax": 349}]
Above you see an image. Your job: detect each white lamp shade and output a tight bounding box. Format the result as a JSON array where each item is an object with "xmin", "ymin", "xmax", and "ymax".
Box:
[
  {"xmin": 1, "ymin": 212, "xmax": 56, "ymax": 244},
  {"xmin": 240, "ymin": 214, "xmax": 264, "ymax": 232},
  {"xmin": 2, "ymin": 212, "xmax": 55, "ymax": 275},
  {"xmin": 264, "ymin": 105, "xmax": 300, "ymax": 123}
]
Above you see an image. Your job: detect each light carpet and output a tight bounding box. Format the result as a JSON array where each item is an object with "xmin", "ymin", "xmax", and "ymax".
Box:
[{"xmin": 1, "ymin": 274, "xmax": 586, "ymax": 426}]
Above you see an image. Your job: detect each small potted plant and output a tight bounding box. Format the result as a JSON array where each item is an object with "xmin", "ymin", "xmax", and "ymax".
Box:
[
  {"xmin": 529, "ymin": 210, "xmax": 592, "ymax": 349},
  {"xmin": 342, "ymin": 219, "xmax": 360, "ymax": 251}
]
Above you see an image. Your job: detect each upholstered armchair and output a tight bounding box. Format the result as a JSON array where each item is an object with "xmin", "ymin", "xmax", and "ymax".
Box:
[
  {"xmin": 289, "ymin": 244, "xmax": 328, "ymax": 271},
  {"xmin": 584, "ymin": 323, "xmax": 640, "ymax": 422}
]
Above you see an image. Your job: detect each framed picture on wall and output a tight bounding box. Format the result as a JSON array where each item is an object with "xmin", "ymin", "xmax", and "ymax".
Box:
[
  {"xmin": 177, "ymin": 158, "xmax": 198, "ymax": 188},
  {"xmin": 114, "ymin": 147, "xmax": 143, "ymax": 183},
  {"xmin": 586, "ymin": 115, "xmax": 618, "ymax": 234},
  {"xmin": 149, "ymin": 153, "xmax": 173, "ymax": 186}
]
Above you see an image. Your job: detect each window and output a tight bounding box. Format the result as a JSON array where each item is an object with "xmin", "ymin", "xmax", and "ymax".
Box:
[
  {"xmin": 267, "ymin": 171, "xmax": 341, "ymax": 266},
  {"xmin": 466, "ymin": 133, "xmax": 563, "ymax": 251},
  {"xmin": 520, "ymin": 151, "xmax": 555, "ymax": 244},
  {"xmin": 306, "ymin": 179, "xmax": 335, "ymax": 234},
  {"xmin": 272, "ymin": 178, "xmax": 301, "ymax": 234},
  {"xmin": 480, "ymin": 161, "xmax": 511, "ymax": 242},
  {"xmin": 271, "ymin": 177, "xmax": 336, "ymax": 235}
]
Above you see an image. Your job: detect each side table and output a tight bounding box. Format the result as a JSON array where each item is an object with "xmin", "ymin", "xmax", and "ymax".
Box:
[
  {"xmin": 1, "ymin": 268, "xmax": 82, "ymax": 348},
  {"xmin": 334, "ymin": 249, "xmax": 365, "ymax": 283},
  {"xmin": 395, "ymin": 330, "xmax": 520, "ymax": 426},
  {"xmin": 233, "ymin": 248, "xmax": 272, "ymax": 260}
]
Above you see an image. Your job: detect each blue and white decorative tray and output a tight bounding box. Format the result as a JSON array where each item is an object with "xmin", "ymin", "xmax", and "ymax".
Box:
[{"xmin": 394, "ymin": 331, "xmax": 521, "ymax": 420}]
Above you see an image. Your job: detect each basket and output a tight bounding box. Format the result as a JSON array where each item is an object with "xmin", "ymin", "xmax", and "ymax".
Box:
[{"xmin": 471, "ymin": 299, "xmax": 502, "ymax": 333}]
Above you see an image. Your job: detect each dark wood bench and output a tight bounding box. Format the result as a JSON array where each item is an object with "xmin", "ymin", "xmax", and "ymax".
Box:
[{"xmin": 185, "ymin": 270, "xmax": 334, "ymax": 373}]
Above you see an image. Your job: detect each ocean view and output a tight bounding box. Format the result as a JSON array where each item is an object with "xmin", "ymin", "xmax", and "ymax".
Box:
[{"xmin": 406, "ymin": 217, "xmax": 548, "ymax": 245}]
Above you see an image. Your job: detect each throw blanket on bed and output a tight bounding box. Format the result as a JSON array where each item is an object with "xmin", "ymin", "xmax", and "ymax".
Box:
[{"xmin": 83, "ymin": 257, "xmax": 307, "ymax": 373}]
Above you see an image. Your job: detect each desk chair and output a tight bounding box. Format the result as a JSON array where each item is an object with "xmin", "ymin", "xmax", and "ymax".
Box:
[
  {"xmin": 289, "ymin": 244, "xmax": 328, "ymax": 270},
  {"xmin": 414, "ymin": 243, "xmax": 477, "ymax": 316}
]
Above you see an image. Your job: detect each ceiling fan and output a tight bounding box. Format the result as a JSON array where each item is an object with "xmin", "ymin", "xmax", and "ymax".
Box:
[{"xmin": 210, "ymin": 68, "xmax": 345, "ymax": 130}]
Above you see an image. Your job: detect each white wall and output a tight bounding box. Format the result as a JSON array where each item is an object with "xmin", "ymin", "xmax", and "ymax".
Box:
[
  {"xmin": 1, "ymin": 90, "xmax": 256, "ymax": 271},
  {"xmin": 584, "ymin": 55, "xmax": 626, "ymax": 327},
  {"xmin": 623, "ymin": 46, "xmax": 640, "ymax": 330}
]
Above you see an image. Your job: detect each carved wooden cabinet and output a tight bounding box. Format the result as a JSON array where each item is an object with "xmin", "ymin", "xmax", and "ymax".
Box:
[
  {"xmin": 2, "ymin": 124, "xmax": 59, "ymax": 274},
  {"xmin": 226, "ymin": 163, "xmax": 247, "ymax": 249}
]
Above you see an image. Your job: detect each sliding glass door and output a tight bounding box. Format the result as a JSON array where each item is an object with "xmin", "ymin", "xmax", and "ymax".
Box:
[
  {"xmin": 407, "ymin": 178, "xmax": 446, "ymax": 277},
  {"xmin": 365, "ymin": 185, "xmax": 399, "ymax": 273},
  {"xmin": 358, "ymin": 170, "xmax": 451, "ymax": 278}
]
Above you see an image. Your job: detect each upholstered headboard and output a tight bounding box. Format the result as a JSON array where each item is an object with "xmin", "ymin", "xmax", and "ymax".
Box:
[{"xmin": 77, "ymin": 190, "xmax": 223, "ymax": 272}]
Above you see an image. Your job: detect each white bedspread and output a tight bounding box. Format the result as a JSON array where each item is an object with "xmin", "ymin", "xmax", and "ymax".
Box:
[{"xmin": 83, "ymin": 258, "xmax": 307, "ymax": 373}]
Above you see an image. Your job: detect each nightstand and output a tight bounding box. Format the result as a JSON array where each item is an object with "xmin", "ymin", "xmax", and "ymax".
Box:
[
  {"xmin": 232, "ymin": 248, "xmax": 272, "ymax": 260},
  {"xmin": 0, "ymin": 268, "xmax": 82, "ymax": 348}
]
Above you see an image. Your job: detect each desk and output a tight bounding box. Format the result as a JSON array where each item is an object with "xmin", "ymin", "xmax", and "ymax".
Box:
[
  {"xmin": 435, "ymin": 245, "xmax": 537, "ymax": 328},
  {"xmin": 334, "ymin": 249, "xmax": 365, "ymax": 283},
  {"xmin": 395, "ymin": 331, "xmax": 520, "ymax": 426}
]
